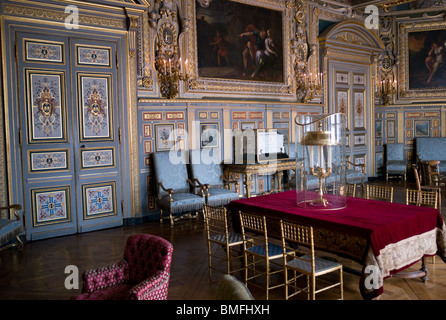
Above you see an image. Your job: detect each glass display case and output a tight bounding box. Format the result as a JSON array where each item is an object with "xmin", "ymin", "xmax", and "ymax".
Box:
[{"xmin": 295, "ymin": 113, "xmax": 347, "ymax": 209}]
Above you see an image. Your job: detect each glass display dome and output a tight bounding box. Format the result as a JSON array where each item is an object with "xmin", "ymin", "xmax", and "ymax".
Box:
[{"xmin": 295, "ymin": 113, "xmax": 347, "ymax": 209}]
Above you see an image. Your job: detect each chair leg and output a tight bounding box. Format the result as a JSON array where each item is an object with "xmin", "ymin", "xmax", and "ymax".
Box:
[
  {"xmin": 340, "ymin": 269, "xmax": 344, "ymax": 300},
  {"xmin": 311, "ymin": 274, "xmax": 316, "ymax": 300},
  {"xmin": 207, "ymin": 243, "xmax": 212, "ymax": 281},
  {"xmin": 16, "ymin": 235, "xmax": 24, "ymax": 251},
  {"xmin": 265, "ymin": 257, "xmax": 270, "ymax": 300}
]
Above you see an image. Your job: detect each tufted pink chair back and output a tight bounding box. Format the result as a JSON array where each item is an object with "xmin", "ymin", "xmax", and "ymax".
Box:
[{"xmin": 123, "ymin": 234, "xmax": 173, "ymax": 284}]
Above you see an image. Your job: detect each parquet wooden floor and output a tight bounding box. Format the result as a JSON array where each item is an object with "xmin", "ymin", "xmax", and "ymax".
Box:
[{"xmin": 1, "ymin": 180, "xmax": 446, "ymax": 300}]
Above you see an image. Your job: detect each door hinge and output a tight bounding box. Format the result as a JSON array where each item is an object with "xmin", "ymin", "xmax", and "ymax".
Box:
[
  {"xmin": 121, "ymin": 200, "xmax": 124, "ymax": 214},
  {"xmin": 116, "ymin": 53, "xmax": 119, "ymax": 69},
  {"xmin": 118, "ymin": 127, "xmax": 121, "ymax": 144}
]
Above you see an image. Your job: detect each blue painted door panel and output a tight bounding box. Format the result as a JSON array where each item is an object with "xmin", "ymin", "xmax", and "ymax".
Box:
[{"xmin": 17, "ymin": 32, "xmax": 123, "ymax": 240}]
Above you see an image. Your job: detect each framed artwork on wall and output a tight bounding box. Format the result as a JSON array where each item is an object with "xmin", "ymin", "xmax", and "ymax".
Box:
[
  {"xmin": 185, "ymin": 0, "xmax": 294, "ymax": 100},
  {"xmin": 375, "ymin": 120, "xmax": 382, "ymax": 138},
  {"xmin": 386, "ymin": 120, "xmax": 395, "ymax": 139},
  {"xmin": 154, "ymin": 124, "xmax": 175, "ymax": 151},
  {"xmin": 200, "ymin": 122, "xmax": 220, "ymax": 148},
  {"xmin": 399, "ymin": 20, "xmax": 446, "ymax": 101},
  {"xmin": 414, "ymin": 119, "xmax": 430, "ymax": 137}
]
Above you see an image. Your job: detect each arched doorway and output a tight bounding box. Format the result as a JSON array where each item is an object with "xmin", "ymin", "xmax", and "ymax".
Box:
[{"xmin": 319, "ymin": 21, "xmax": 384, "ymax": 178}]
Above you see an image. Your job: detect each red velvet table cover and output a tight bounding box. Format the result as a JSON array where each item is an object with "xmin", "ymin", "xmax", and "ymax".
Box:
[{"xmin": 228, "ymin": 190, "xmax": 446, "ymax": 299}]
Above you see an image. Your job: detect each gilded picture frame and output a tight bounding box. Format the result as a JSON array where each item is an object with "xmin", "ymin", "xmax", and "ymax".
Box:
[
  {"xmin": 155, "ymin": 123, "xmax": 175, "ymax": 151},
  {"xmin": 399, "ymin": 20, "xmax": 446, "ymax": 102},
  {"xmin": 184, "ymin": 0, "xmax": 294, "ymax": 100}
]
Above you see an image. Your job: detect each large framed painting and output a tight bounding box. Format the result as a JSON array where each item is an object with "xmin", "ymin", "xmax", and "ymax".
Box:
[
  {"xmin": 399, "ymin": 20, "xmax": 446, "ymax": 101},
  {"xmin": 185, "ymin": 0, "xmax": 294, "ymax": 100}
]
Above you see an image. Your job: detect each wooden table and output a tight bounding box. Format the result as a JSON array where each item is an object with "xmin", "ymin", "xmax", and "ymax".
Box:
[
  {"xmin": 223, "ymin": 160, "xmax": 295, "ymax": 198},
  {"xmin": 228, "ymin": 190, "xmax": 446, "ymax": 299}
]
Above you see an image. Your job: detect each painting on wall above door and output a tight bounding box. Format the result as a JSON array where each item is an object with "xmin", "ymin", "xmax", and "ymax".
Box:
[{"xmin": 195, "ymin": 0, "xmax": 283, "ymax": 82}]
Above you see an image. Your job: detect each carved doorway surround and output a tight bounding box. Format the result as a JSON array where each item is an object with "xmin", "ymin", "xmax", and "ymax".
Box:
[{"xmin": 319, "ymin": 21, "xmax": 384, "ymax": 177}]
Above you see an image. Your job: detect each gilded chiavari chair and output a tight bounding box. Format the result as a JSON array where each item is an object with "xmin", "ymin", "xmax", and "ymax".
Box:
[
  {"xmin": 406, "ymin": 189, "xmax": 438, "ymax": 209},
  {"xmin": 203, "ymin": 205, "xmax": 245, "ymax": 282},
  {"xmin": 366, "ymin": 185, "xmax": 394, "ymax": 203},
  {"xmin": 280, "ymin": 220, "xmax": 343, "ymax": 300},
  {"xmin": 239, "ymin": 211, "xmax": 284, "ymax": 300},
  {"xmin": 345, "ymin": 183, "xmax": 357, "ymax": 197},
  {"xmin": 406, "ymin": 187, "xmax": 439, "ymax": 265},
  {"xmin": 412, "ymin": 164, "xmax": 441, "ymax": 213}
]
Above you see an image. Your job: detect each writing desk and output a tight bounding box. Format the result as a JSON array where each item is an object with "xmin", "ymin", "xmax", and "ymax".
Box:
[
  {"xmin": 228, "ymin": 190, "xmax": 446, "ymax": 299},
  {"xmin": 224, "ymin": 160, "xmax": 295, "ymax": 198}
]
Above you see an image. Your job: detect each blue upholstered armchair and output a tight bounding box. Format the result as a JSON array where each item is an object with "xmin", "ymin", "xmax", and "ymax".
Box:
[
  {"xmin": 0, "ymin": 204, "xmax": 24, "ymax": 252},
  {"xmin": 189, "ymin": 150, "xmax": 239, "ymax": 206},
  {"xmin": 152, "ymin": 151, "xmax": 205, "ymax": 225},
  {"xmin": 385, "ymin": 143, "xmax": 406, "ymax": 181}
]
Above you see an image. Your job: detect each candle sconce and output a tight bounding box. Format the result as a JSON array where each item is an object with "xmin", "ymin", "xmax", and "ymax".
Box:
[
  {"xmin": 294, "ymin": 71, "xmax": 323, "ymax": 103},
  {"xmin": 291, "ymin": 43, "xmax": 323, "ymax": 103},
  {"xmin": 295, "ymin": 113, "xmax": 347, "ymax": 209},
  {"xmin": 155, "ymin": 56, "xmax": 190, "ymax": 99},
  {"xmin": 378, "ymin": 76, "xmax": 397, "ymax": 106}
]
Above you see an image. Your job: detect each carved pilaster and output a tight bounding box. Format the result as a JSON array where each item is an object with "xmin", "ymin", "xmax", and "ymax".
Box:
[{"xmin": 126, "ymin": 10, "xmax": 142, "ymax": 216}]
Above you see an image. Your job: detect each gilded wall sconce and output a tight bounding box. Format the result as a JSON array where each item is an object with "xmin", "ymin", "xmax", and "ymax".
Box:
[
  {"xmin": 378, "ymin": 76, "xmax": 397, "ymax": 106},
  {"xmin": 155, "ymin": 55, "xmax": 190, "ymax": 99}
]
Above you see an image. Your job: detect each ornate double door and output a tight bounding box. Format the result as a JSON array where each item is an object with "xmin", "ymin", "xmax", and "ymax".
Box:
[{"xmin": 17, "ymin": 32, "xmax": 123, "ymax": 240}]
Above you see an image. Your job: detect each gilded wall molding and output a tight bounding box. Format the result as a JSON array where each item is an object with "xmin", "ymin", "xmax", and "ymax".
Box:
[{"xmin": 2, "ymin": 3, "xmax": 126, "ymax": 29}]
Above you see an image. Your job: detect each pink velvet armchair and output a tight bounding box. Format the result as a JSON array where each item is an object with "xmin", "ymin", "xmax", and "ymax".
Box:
[{"xmin": 73, "ymin": 234, "xmax": 173, "ymax": 300}]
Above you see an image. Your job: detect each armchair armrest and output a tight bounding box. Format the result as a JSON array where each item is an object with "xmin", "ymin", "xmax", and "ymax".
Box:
[
  {"xmin": 127, "ymin": 270, "xmax": 170, "ymax": 300},
  {"xmin": 0, "ymin": 204, "xmax": 22, "ymax": 220},
  {"xmin": 82, "ymin": 259, "xmax": 130, "ymax": 293},
  {"xmin": 221, "ymin": 175, "xmax": 240, "ymax": 190},
  {"xmin": 346, "ymin": 160, "xmax": 366, "ymax": 174},
  {"xmin": 193, "ymin": 178, "xmax": 209, "ymax": 197},
  {"xmin": 158, "ymin": 182, "xmax": 174, "ymax": 201}
]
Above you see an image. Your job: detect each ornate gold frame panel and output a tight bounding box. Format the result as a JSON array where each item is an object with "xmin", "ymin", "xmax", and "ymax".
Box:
[
  {"xmin": 398, "ymin": 20, "xmax": 446, "ymax": 102},
  {"xmin": 183, "ymin": 0, "xmax": 295, "ymax": 100}
]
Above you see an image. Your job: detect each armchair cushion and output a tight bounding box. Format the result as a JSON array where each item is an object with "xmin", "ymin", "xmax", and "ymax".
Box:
[
  {"xmin": 0, "ymin": 219, "xmax": 23, "ymax": 246},
  {"xmin": 207, "ymin": 188, "xmax": 239, "ymax": 207},
  {"xmin": 386, "ymin": 161, "xmax": 406, "ymax": 174},
  {"xmin": 190, "ymin": 149, "xmax": 239, "ymax": 206},
  {"xmin": 157, "ymin": 193, "xmax": 205, "ymax": 214}
]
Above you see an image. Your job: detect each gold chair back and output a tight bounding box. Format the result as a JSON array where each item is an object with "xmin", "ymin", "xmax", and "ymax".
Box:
[
  {"xmin": 238, "ymin": 211, "xmax": 283, "ymax": 300},
  {"xmin": 406, "ymin": 189, "xmax": 438, "ymax": 209},
  {"xmin": 203, "ymin": 204, "xmax": 244, "ymax": 281},
  {"xmin": 345, "ymin": 183, "xmax": 356, "ymax": 197},
  {"xmin": 280, "ymin": 220, "xmax": 343, "ymax": 300},
  {"xmin": 366, "ymin": 185, "xmax": 394, "ymax": 202}
]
